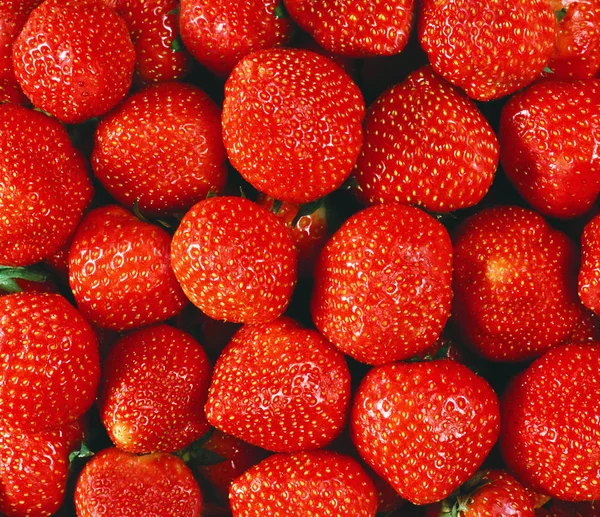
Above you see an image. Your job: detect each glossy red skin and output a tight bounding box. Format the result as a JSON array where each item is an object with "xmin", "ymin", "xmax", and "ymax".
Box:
[
  {"xmin": 170, "ymin": 196, "xmax": 298, "ymax": 324},
  {"xmin": 222, "ymin": 48, "xmax": 365, "ymax": 204},
  {"xmin": 205, "ymin": 317, "xmax": 351, "ymax": 452},
  {"xmin": 579, "ymin": 214, "xmax": 600, "ymax": 314},
  {"xmin": 0, "ymin": 292, "xmax": 100, "ymax": 433},
  {"xmin": 351, "ymin": 360, "xmax": 500, "ymax": 506},
  {"xmin": 179, "ymin": 0, "xmax": 293, "ymax": 77},
  {"xmin": 311, "ymin": 203, "xmax": 453, "ymax": 365},
  {"xmin": 12, "ymin": 0, "xmax": 135, "ymax": 123},
  {"xmin": 499, "ymin": 80, "xmax": 600, "ymax": 218},
  {"xmin": 0, "ymin": 105, "xmax": 93, "ymax": 267},
  {"xmin": 501, "ymin": 344, "xmax": 600, "ymax": 501},
  {"xmin": 452, "ymin": 206, "xmax": 582, "ymax": 362},
  {"xmin": 418, "ymin": 0, "xmax": 557, "ymax": 100},
  {"xmin": 353, "ymin": 66, "xmax": 499, "ymax": 212},
  {"xmin": 229, "ymin": 450, "xmax": 378, "ymax": 516},
  {"xmin": 284, "ymin": 0, "xmax": 414, "ymax": 57},
  {"xmin": 68, "ymin": 205, "xmax": 188, "ymax": 331},
  {"xmin": 74, "ymin": 448, "xmax": 202, "ymax": 517},
  {"xmin": 0, "ymin": 420, "xmax": 82, "ymax": 517}
]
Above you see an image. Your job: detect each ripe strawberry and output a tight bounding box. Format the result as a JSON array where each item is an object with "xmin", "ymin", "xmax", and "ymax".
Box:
[
  {"xmin": 283, "ymin": 0, "xmax": 414, "ymax": 57},
  {"xmin": 579, "ymin": 213, "xmax": 600, "ymax": 315},
  {"xmin": 68, "ymin": 205, "xmax": 188, "ymax": 331},
  {"xmin": 205, "ymin": 317, "xmax": 351, "ymax": 452},
  {"xmin": 229, "ymin": 450, "xmax": 378, "ymax": 516},
  {"xmin": 537, "ymin": 500, "xmax": 600, "ymax": 517},
  {"xmin": 452, "ymin": 206, "xmax": 582, "ymax": 361},
  {"xmin": 98, "ymin": 324, "xmax": 211, "ymax": 453},
  {"xmin": 0, "ymin": 292, "xmax": 100, "ymax": 433},
  {"xmin": 170, "ymin": 196, "xmax": 297, "ymax": 324},
  {"xmin": 74, "ymin": 448, "xmax": 203, "ymax": 517},
  {"xmin": 499, "ymin": 80, "xmax": 600, "ymax": 219},
  {"xmin": 500, "ymin": 344, "xmax": 600, "ymax": 501},
  {"xmin": 418, "ymin": 0, "xmax": 558, "ymax": 100},
  {"xmin": 222, "ymin": 48, "xmax": 365, "ymax": 204},
  {"xmin": 353, "ymin": 66, "xmax": 499, "ymax": 212},
  {"xmin": 311, "ymin": 203, "xmax": 453, "ymax": 365},
  {"xmin": 351, "ymin": 360, "xmax": 500, "ymax": 505},
  {"xmin": 0, "ymin": 104, "xmax": 92, "ymax": 267},
  {"xmin": 92, "ymin": 81, "xmax": 226, "ymax": 217},
  {"xmin": 0, "ymin": 420, "xmax": 82, "ymax": 517},
  {"xmin": 12, "ymin": 0, "xmax": 135, "ymax": 123},
  {"xmin": 179, "ymin": 0, "xmax": 294, "ymax": 77}
]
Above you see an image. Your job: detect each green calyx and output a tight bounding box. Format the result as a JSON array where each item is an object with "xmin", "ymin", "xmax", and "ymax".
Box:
[
  {"xmin": 437, "ymin": 472, "xmax": 492, "ymax": 517},
  {"xmin": 170, "ymin": 35, "xmax": 184, "ymax": 52},
  {"xmin": 555, "ymin": 7, "xmax": 567, "ymax": 23},
  {"xmin": 175, "ymin": 428, "xmax": 226, "ymax": 466},
  {"xmin": 68, "ymin": 442, "xmax": 94, "ymax": 465},
  {"xmin": 274, "ymin": 2, "xmax": 288, "ymax": 18},
  {"xmin": 0, "ymin": 266, "xmax": 48, "ymax": 293},
  {"xmin": 292, "ymin": 197, "xmax": 325, "ymax": 227}
]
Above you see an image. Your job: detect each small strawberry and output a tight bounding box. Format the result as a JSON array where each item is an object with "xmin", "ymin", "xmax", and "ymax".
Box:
[
  {"xmin": 579, "ymin": 213, "xmax": 600, "ymax": 315},
  {"xmin": 222, "ymin": 48, "xmax": 365, "ymax": 204},
  {"xmin": 74, "ymin": 448, "xmax": 203, "ymax": 517},
  {"xmin": 418, "ymin": 0, "xmax": 558, "ymax": 100},
  {"xmin": 353, "ymin": 66, "xmax": 499, "ymax": 212},
  {"xmin": 12, "ymin": 0, "xmax": 135, "ymax": 123},
  {"xmin": 500, "ymin": 343, "xmax": 600, "ymax": 501},
  {"xmin": 205, "ymin": 317, "xmax": 351, "ymax": 452},
  {"xmin": 170, "ymin": 196, "xmax": 297, "ymax": 324},
  {"xmin": 311, "ymin": 203, "xmax": 453, "ymax": 365},
  {"xmin": 351, "ymin": 359, "xmax": 500, "ymax": 505},
  {"xmin": 229, "ymin": 450, "xmax": 378, "ymax": 517},
  {"xmin": 98, "ymin": 324, "xmax": 212, "ymax": 453},
  {"xmin": 499, "ymin": 80, "xmax": 600, "ymax": 219}
]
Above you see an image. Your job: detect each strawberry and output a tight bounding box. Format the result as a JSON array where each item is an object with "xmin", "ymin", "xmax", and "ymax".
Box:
[
  {"xmin": 170, "ymin": 196, "xmax": 297, "ymax": 324},
  {"xmin": 579, "ymin": 213, "xmax": 600, "ymax": 315},
  {"xmin": 229, "ymin": 450, "xmax": 378, "ymax": 516},
  {"xmin": 0, "ymin": 292, "xmax": 100, "ymax": 433},
  {"xmin": 283, "ymin": 0, "xmax": 414, "ymax": 57},
  {"xmin": 499, "ymin": 80, "xmax": 600, "ymax": 219},
  {"xmin": 353, "ymin": 66, "xmax": 499, "ymax": 212},
  {"xmin": 351, "ymin": 359, "xmax": 500, "ymax": 505},
  {"xmin": 179, "ymin": 0, "xmax": 294, "ymax": 77},
  {"xmin": 500, "ymin": 344, "xmax": 600, "ymax": 501},
  {"xmin": 418, "ymin": 0, "xmax": 558, "ymax": 100},
  {"xmin": 0, "ymin": 104, "xmax": 92, "ymax": 267},
  {"xmin": 205, "ymin": 316, "xmax": 351, "ymax": 452},
  {"xmin": 98, "ymin": 324, "xmax": 211, "ymax": 453},
  {"xmin": 452, "ymin": 206, "xmax": 582, "ymax": 362},
  {"xmin": 311, "ymin": 203, "xmax": 453, "ymax": 365},
  {"xmin": 537, "ymin": 500, "xmax": 600, "ymax": 517},
  {"xmin": 68, "ymin": 205, "xmax": 188, "ymax": 331},
  {"xmin": 12, "ymin": 0, "xmax": 135, "ymax": 123},
  {"xmin": 74, "ymin": 448, "xmax": 203, "ymax": 517},
  {"xmin": 222, "ymin": 48, "xmax": 365, "ymax": 204},
  {"xmin": 92, "ymin": 81, "xmax": 227, "ymax": 217}
]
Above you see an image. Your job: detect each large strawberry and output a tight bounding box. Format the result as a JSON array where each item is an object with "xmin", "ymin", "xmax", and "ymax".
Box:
[
  {"xmin": 311, "ymin": 203, "xmax": 453, "ymax": 365},
  {"xmin": 353, "ymin": 66, "xmax": 499, "ymax": 212},
  {"xmin": 351, "ymin": 359, "xmax": 500, "ymax": 505},
  {"xmin": 0, "ymin": 104, "xmax": 92, "ymax": 267},
  {"xmin": 222, "ymin": 48, "xmax": 365, "ymax": 204},
  {"xmin": 499, "ymin": 80, "xmax": 600, "ymax": 219}
]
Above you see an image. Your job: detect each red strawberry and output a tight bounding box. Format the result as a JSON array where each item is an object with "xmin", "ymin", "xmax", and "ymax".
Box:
[
  {"xmin": 229, "ymin": 450, "xmax": 378, "ymax": 516},
  {"xmin": 452, "ymin": 206, "xmax": 582, "ymax": 361},
  {"xmin": 311, "ymin": 203, "xmax": 453, "ymax": 365},
  {"xmin": 579, "ymin": 213, "xmax": 600, "ymax": 315},
  {"xmin": 68, "ymin": 205, "xmax": 188, "ymax": 331},
  {"xmin": 205, "ymin": 316, "xmax": 351, "ymax": 452},
  {"xmin": 283, "ymin": 0, "xmax": 414, "ymax": 57},
  {"xmin": 170, "ymin": 196, "xmax": 297, "ymax": 324},
  {"xmin": 12, "ymin": 0, "xmax": 135, "ymax": 123},
  {"xmin": 222, "ymin": 48, "xmax": 365, "ymax": 204},
  {"xmin": 0, "ymin": 104, "xmax": 93, "ymax": 267},
  {"xmin": 501, "ymin": 344, "xmax": 600, "ymax": 501},
  {"xmin": 537, "ymin": 500, "xmax": 600, "ymax": 517},
  {"xmin": 74, "ymin": 448, "xmax": 203, "ymax": 517},
  {"xmin": 92, "ymin": 81, "xmax": 227, "ymax": 217},
  {"xmin": 499, "ymin": 80, "xmax": 600, "ymax": 219},
  {"xmin": 418, "ymin": 0, "xmax": 558, "ymax": 100},
  {"xmin": 351, "ymin": 359, "xmax": 500, "ymax": 505},
  {"xmin": 0, "ymin": 292, "xmax": 100, "ymax": 433},
  {"xmin": 353, "ymin": 66, "xmax": 499, "ymax": 212},
  {"xmin": 98, "ymin": 324, "xmax": 211, "ymax": 453},
  {"xmin": 179, "ymin": 0, "xmax": 294, "ymax": 77}
]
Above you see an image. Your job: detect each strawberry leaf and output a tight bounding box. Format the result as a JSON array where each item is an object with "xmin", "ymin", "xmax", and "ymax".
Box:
[
  {"xmin": 291, "ymin": 198, "xmax": 325, "ymax": 227},
  {"xmin": 274, "ymin": 2, "xmax": 288, "ymax": 18},
  {"xmin": 68, "ymin": 442, "xmax": 94, "ymax": 465},
  {"xmin": 0, "ymin": 266, "xmax": 48, "ymax": 293},
  {"xmin": 555, "ymin": 7, "xmax": 567, "ymax": 23},
  {"xmin": 170, "ymin": 35, "xmax": 184, "ymax": 52}
]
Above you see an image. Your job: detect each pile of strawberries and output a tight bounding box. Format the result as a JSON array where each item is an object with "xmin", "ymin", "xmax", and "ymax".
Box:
[{"xmin": 1, "ymin": 0, "xmax": 600, "ymax": 516}]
